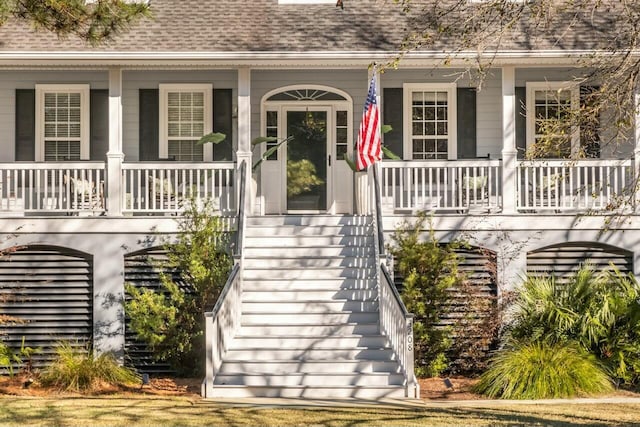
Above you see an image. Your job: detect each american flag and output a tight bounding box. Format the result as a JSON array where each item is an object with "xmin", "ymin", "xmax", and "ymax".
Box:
[{"xmin": 356, "ymin": 75, "xmax": 381, "ymax": 171}]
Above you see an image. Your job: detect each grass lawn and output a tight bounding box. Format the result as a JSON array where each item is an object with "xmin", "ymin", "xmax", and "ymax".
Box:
[{"xmin": 2, "ymin": 396, "xmax": 640, "ymax": 426}]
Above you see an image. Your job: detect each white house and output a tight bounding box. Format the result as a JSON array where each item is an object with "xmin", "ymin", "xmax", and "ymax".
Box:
[{"xmin": 0, "ymin": 0, "xmax": 639, "ymax": 399}]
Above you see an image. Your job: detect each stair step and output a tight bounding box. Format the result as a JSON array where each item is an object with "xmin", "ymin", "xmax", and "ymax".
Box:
[
  {"xmin": 245, "ymin": 225, "xmax": 373, "ymax": 237},
  {"xmin": 218, "ymin": 360, "xmax": 401, "ymax": 375},
  {"xmin": 242, "ymin": 312, "xmax": 379, "ymax": 324},
  {"xmin": 225, "ymin": 347, "xmax": 395, "ymax": 361},
  {"xmin": 243, "ymin": 267, "xmax": 376, "ymax": 280},
  {"xmin": 213, "ymin": 373, "xmax": 405, "ymax": 387},
  {"xmin": 244, "ymin": 235, "xmax": 374, "ymax": 247},
  {"xmin": 242, "ymin": 289, "xmax": 377, "ymax": 302},
  {"xmin": 244, "ymin": 246, "xmax": 375, "ymax": 258},
  {"xmin": 243, "ymin": 257, "xmax": 375, "ymax": 269},
  {"xmin": 243, "ymin": 278, "xmax": 377, "ymax": 291},
  {"xmin": 230, "ymin": 335, "xmax": 388, "ymax": 349},
  {"xmin": 238, "ymin": 323, "xmax": 380, "ymax": 336},
  {"xmin": 205, "ymin": 385, "xmax": 406, "ymax": 399},
  {"xmin": 246, "ymin": 215, "xmax": 373, "ymax": 227},
  {"xmin": 241, "ymin": 300, "xmax": 378, "ymax": 313}
]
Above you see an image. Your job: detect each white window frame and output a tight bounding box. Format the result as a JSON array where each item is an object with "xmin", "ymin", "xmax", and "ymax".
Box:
[
  {"xmin": 403, "ymin": 83, "xmax": 457, "ymax": 160},
  {"xmin": 526, "ymin": 81, "xmax": 580, "ymax": 156},
  {"xmin": 35, "ymin": 84, "xmax": 90, "ymax": 162},
  {"xmin": 159, "ymin": 83, "xmax": 213, "ymax": 161}
]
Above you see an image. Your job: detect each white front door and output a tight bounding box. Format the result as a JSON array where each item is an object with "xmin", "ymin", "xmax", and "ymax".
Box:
[{"xmin": 261, "ymin": 103, "xmax": 353, "ymax": 215}]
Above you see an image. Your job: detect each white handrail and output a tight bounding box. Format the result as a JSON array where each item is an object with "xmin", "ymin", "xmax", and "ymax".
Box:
[
  {"xmin": 380, "ymin": 160, "xmax": 502, "ymax": 212},
  {"xmin": 203, "ymin": 262, "xmax": 242, "ymax": 398},
  {"xmin": 122, "ymin": 162, "xmax": 236, "ymax": 214},
  {"xmin": 379, "ymin": 263, "xmax": 418, "ymax": 398},
  {"xmin": 517, "ymin": 158, "xmax": 633, "ymax": 211},
  {"xmin": 0, "ymin": 162, "xmax": 105, "ymax": 214}
]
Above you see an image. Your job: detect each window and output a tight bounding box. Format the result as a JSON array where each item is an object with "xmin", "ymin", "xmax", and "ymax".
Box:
[
  {"xmin": 403, "ymin": 83, "xmax": 457, "ymax": 160},
  {"xmin": 35, "ymin": 85, "xmax": 89, "ymax": 161},
  {"xmin": 526, "ymin": 82, "xmax": 579, "ymax": 158},
  {"xmin": 159, "ymin": 84, "xmax": 212, "ymax": 161}
]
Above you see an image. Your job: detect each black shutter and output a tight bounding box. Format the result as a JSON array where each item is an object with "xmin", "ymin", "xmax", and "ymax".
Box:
[
  {"xmin": 580, "ymin": 86, "xmax": 601, "ymax": 158},
  {"xmin": 382, "ymin": 88, "xmax": 403, "ymax": 159},
  {"xmin": 90, "ymin": 89, "xmax": 109, "ymax": 161},
  {"xmin": 515, "ymin": 87, "xmax": 527, "ymax": 159},
  {"xmin": 213, "ymin": 88, "xmax": 233, "ymax": 161},
  {"xmin": 15, "ymin": 89, "xmax": 35, "ymax": 161},
  {"xmin": 139, "ymin": 89, "xmax": 159, "ymax": 161},
  {"xmin": 457, "ymin": 88, "xmax": 477, "ymax": 159}
]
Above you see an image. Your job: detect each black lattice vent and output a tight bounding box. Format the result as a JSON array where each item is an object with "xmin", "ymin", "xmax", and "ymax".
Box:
[
  {"xmin": 124, "ymin": 248, "xmax": 191, "ymax": 375},
  {"xmin": 527, "ymin": 242, "xmax": 633, "ymax": 282},
  {"xmin": 393, "ymin": 245, "xmax": 498, "ymax": 374},
  {"xmin": 0, "ymin": 245, "xmax": 93, "ymax": 374}
]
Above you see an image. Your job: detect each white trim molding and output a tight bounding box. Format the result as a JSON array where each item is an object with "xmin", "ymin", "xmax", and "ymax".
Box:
[
  {"xmin": 35, "ymin": 84, "xmax": 90, "ymax": 161},
  {"xmin": 403, "ymin": 82, "xmax": 457, "ymax": 160},
  {"xmin": 158, "ymin": 83, "xmax": 213, "ymax": 161},
  {"xmin": 526, "ymin": 81, "xmax": 580, "ymax": 156}
]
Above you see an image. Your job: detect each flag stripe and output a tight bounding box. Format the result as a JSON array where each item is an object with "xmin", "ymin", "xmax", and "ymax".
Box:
[{"xmin": 356, "ymin": 76, "xmax": 382, "ymax": 171}]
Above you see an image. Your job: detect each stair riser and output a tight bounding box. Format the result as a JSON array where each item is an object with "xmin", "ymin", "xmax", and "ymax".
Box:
[
  {"xmin": 241, "ymin": 301, "xmax": 378, "ymax": 313},
  {"xmin": 243, "ymin": 279, "xmax": 377, "ymax": 291},
  {"xmin": 205, "ymin": 386, "xmax": 407, "ymax": 399},
  {"xmin": 244, "ymin": 246, "xmax": 375, "ymax": 258},
  {"xmin": 243, "ymin": 268, "xmax": 376, "ymax": 280},
  {"xmin": 213, "ymin": 374, "xmax": 405, "ymax": 387},
  {"xmin": 218, "ymin": 361, "xmax": 401, "ymax": 375},
  {"xmin": 242, "ymin": 290, "xmax": 378, "ymax": 302},
  {"xmin": 230, "ymin": 336, "xmax": 387, "ymax": 349},
  {"xmin": 247, "ymin": 216, "xmax": 373, "ymax": 227},
  {"xmin": 238, "ymin": 323, "xmax": 380, "ymax": 336},
  {"xmin": 241, "ymin": 312, "xmax": 379, "ymax": 324},
  {"xmin": 244, "ymin": 236, "xmax": 374, "ymax": 247},
  {"xmin": 245, "ymin": 225, "xmax": 373, "ymax": 237},
  {"xmin": 225, "ymin": 348, "xmax": 395, "ymax": 361},
  {"xmin": 244, "ymin": 258, "xmax": 375, "ymax": 269}
]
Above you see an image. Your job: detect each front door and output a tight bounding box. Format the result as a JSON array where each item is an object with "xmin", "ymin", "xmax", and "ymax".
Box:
[{"xmin": 284, "ymin": 108, "xmax": 329, "ymax": 212}]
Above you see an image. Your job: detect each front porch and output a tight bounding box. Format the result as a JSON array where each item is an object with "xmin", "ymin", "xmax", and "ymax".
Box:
[{"xmin": 0, "ymin": 158, "xmax": 634, "ymax": 217}]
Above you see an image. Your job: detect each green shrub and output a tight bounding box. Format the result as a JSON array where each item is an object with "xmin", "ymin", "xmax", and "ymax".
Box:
[
  {"xmin": 474, "ymin": 341, "xmax": 612, "ymax": 399},
  {"xmin": 125, "ymin": 198, "xmax": 232, "ymax": 376},
  {"xmin": 508, "ymin": 265, "xmax": 640, "ymax": 387},
  {"xmin": 40, "ymin": 342, "xmax": 140, "ymax": 392},
  {"xmin": 389, "ymin": 212, "xmax": 467, "ymax": 377}
]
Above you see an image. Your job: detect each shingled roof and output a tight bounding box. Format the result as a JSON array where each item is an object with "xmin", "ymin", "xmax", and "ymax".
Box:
[{"xmin": 0, "ymin": 0, "xmax": 619, "ymax": 55}]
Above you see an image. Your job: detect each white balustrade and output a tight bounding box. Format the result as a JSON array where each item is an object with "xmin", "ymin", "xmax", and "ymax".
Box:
[
  {"xmin": 380, "ymin": 160, "xmax": 502, "ymax": 212},
  {"xmin": 0, "ymin": 162, "xmax": 105, "ymax": 215},
  {"xmin": 517, "ymin": 159, "xmax": 634, "ymax": 212},
  {"xmin": 122, "ymin": 162, "xmax": 236, "ymax": 214},
  {"xmin": 378, "ymin": 263, "xmax": 418, "ymax": 398}
]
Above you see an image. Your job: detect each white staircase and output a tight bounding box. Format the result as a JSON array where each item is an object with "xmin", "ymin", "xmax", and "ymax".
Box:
[{"xmin": 207, "ymin": 215, "xmax": 408, "ymax": 399}]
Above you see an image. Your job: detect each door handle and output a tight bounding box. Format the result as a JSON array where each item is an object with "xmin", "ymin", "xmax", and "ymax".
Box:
[{"xmin": 328, "ymin": 155, "xmax": 331, "ymax": 166}]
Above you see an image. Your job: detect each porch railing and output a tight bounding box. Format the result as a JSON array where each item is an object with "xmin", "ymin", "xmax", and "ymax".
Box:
[
  {"xmin": 0, "ymin": 162, "xmax": 106, "ymax": 215},
  {"xmin": 380, "ymin": 160, "xmax": 502, "ymax": 212},
  {"xmin": 122, "ymin": 162, "xmax": 236, "ymax": 214},
  {"xmin": 516, "ymin": 159, "xmax": 634, "ymax": 212},
  {"xmin": 203, "ymin": 262, "xmax": 242, "ymax": 398}
]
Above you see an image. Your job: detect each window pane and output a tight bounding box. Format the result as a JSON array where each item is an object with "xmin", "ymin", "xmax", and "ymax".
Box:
[
  {"xmin": 336, "ymin": 110, "xmax": 348, "ymax": 127},
  {"xmin": 168, "ymin": 140, "xmax": 204, "ymax": 161},
  {"xmin": 267, "ymin": 111, "xmax": 278, "ymax": 127}
]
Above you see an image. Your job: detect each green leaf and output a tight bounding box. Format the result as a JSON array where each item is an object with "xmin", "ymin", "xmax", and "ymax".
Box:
[
  {"xmin": 344, "ymin": 156, "xmax": 358, "ymax": 172},
  {"xmin": 251, "ymin": 136, "xmax": 278, "ymax": 146},
  {"xmin": 197, "ymin": 132, "xmax": 226, "ymax": 145},
  {"xmin": 382, "ymin": 145, "xmax": 401, "ymax": 160},
  {"xmin": 381, "ymin": 124, "xmax": 393, "ymax": 134}
]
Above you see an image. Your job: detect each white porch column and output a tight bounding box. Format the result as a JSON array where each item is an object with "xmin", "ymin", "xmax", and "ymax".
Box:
[
  {"xmin": 106, "ymin": 67, "xmax": 124, "ymax": 216},
  {"xmin": 634, "ymin": 88, "xmax": 640, "ymax": 212},
  {"xmin": 501, "ymin": 66, "xmax": 518, "ymax": 214},
  {"xmin": 237, "ymin": 68, "xmax": 253, "ymax": 214}
]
